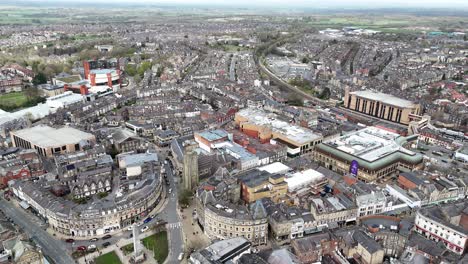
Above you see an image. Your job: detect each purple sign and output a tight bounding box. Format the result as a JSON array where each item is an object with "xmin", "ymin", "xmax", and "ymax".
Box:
[{"xmin": 350, "ymin": 160, "xmax": 359, "ymax": 176}]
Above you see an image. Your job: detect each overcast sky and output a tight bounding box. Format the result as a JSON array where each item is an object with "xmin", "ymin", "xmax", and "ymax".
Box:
[{"xmin": 17, "ymin": 0, "xmax": 468, "ymax": 8}]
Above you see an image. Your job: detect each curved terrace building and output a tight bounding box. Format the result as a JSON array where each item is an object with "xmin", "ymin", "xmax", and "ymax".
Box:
[
  {"xmin": 314, "ymin": 126, "xmax": 423, "ymax": 182},
  {"xmin": 197, "ymin": 189, "xmax": 269, "ymax": 246},
  {"xmin": 10, "ymin": 163, "xmax": 162, "ymax": 237}
]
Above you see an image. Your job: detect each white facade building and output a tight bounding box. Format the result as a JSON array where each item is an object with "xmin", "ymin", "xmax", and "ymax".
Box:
[
  {"xmin": 356, "ymin": 191, "xmax": 387, "ymax": 217},
  {"xmin": 414, "ymin": 206, "xmax": 468, "ymax": 255}
]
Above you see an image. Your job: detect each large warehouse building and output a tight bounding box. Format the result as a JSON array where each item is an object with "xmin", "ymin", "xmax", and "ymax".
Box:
[
  {"xmin": 314, "ymin": 126, "xmax": 423, "ymax": 182},
  {"xmin": 235, "ymin": 108, "xmax": 323, "ymax": 156},
  {"xmin": 343, "ymin": 89, "xmax": 421, "ymax": 125},
  {"xmin": 11, "ymin": 125, "xmax": 96, "ymax": 157}
]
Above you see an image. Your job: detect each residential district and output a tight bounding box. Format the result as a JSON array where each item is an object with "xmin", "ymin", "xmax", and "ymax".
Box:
[{"xmin": 0, "ymin": 5, "xmax": 467, "ymax": 264}]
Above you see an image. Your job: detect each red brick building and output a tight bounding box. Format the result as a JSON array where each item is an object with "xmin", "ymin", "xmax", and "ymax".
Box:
[{"xmin": 0, "ymin": 148, "xmax": 44, "ymax": 186}]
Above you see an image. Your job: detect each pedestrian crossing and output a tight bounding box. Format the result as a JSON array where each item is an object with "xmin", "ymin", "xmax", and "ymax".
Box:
[{"xmin": 166, "ymin": 222, "xmax": 182, "ymax": 230}]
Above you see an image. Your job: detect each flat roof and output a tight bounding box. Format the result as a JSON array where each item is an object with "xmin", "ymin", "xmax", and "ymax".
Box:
[
  {"xmin": 350, "ymin": 90, "xmax": 417, "ymax": 108},
  {"xmin": 90, "ymin": 69, "xmax": 116, "ymax": 75},
  {"xmin": 237, "ymin": 108, "xmax": 322, "ymax": 145},
  {"xmin": 206, "ymin": 237, "xmax": 250, "ymax": 260},
  {"xmin": 324, "ymin": 126, "xmax": 411, "ymax": 163},
  {"xmin": 46, "ymin": 91, "xmax": 84, "ymax": 104},
  {"xmin": 285, "ymin": 169, "xmax": 325, "ymax": 191},
  {"xmin": 258, "ymin": 162, "xmax": 291, "ymax": 174},
  {"xmin": 118, "ymin": 152, "xmax": 158, "ymax": 168},
  {"xmin": 197, "ymin": 129, "xmax": 229, "ymax": 142},
  {"xmin": 13, "ymin": 125, "xmax": 94, "ymax": 148}
]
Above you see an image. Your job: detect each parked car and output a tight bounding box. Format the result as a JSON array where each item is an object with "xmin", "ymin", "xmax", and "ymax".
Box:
[
  {"xmin": 178, "ymin": 253, "xmax": 184, "ymax": 261},
  {"xmin": 76, "ymin": 246, "xmax": 86, "ymax": 251},
  {"xmin": 127, "ymin": 225, "xmax": 134, "ymax": 231},
  {"xmin": 102, "ymin": 234, "xmax": 112, "ymax": 240},
  {"xmin": 102, "ymin": 242, "xmax": 111, "ymax": 248},
  {"xmin": 141, "ymin": 226, "xmax": 149, "ymax": 232},
  {"xmin": 143, "ymin": 217, "xmax": 152, "ymax": 224},
  {"xmin": 89, "ymin": 238, "xmax": 98, "ymax": 242},
  {"xmin": 65, "ymin": 239, "xmax": 74, "ymax": 243},
  {"xmin": 87, "ymin": 245, "xmax": 96, "ymax": 250}
]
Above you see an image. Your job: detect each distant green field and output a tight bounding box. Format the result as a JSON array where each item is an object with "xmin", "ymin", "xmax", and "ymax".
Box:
[
  {"xmin": 304, "ymin": 15, "xmax": 466, "ymax": 33},
  {"xmin": 0, "ymin": 92, "xmax": 28, "ymax": 106},
  {"xmin": 94, "ymin": 251, "xmax": 122, "ymax": 264},
  {"xmin": 219, "ymin": 44, "xmax": 250, "ymax": 52}
]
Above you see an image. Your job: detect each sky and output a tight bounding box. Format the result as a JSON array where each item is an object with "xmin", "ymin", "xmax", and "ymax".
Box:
[{"xmin": 14, "ymin": 0, "xmax": 468, "ymax": 8}]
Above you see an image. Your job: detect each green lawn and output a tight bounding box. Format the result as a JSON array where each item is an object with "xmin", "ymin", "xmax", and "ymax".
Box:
[
  {"xmin": 121, "ymin": 243, "xmax": 134, "ymax": 255},
  {"xmin": 94, "ymin": 251, "xmax": 122, "ymax": 264},
  {"xmin": 142, "ymin": 231, "xmax": 169, "ymax": 263},
  {"xmin": 0, "ymin": 92, "xmax": 28, "ymax": 106}
]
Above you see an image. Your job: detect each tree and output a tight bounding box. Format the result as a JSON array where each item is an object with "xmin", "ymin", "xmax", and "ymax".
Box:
[
  {"xmin": 288, "ymin": 93, "xmax": 304, "ymax": 107},
  {"xmin": 125, "ymin": 64, "xmax": 137, "ymax": 76},
  {"xmin": 178, "ymin": 189, "xmax": 192, "ymax": 207},
  {"xmin": 32, "ymin": 72, "xmax": 47, "ymax": 85},
  {"xmin": 133, "ymin": 74, "xmax": 141, "ymax": 84},
  {"xmin": 318, "ymin": 87, "xmax": 331, "ymax": 100},
  {"xmin": 24, "ymin": 87, "xmax": 40, "ymax": 100},
  {"xmin": 156, "ymin": 66, "xmax": 165, "ymax": 78},
  {"xmin": 301, "ymin": 57, "xmax": 310, "ymax": 64},
  {"xmin": 137, "ymin": 61, "xmax": 152, "ymax": 77},
  {"xmin": 108, "ymin": 144, "xmax": 119, "ymax": 159}
]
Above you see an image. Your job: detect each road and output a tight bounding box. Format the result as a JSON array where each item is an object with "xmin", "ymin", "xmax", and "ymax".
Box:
[
  {"xmin": 229, "ymin": 55, "xmax": 237, "ymax": 82},
  {"xmin": 258, "ymin": 58, "xmax": 330, "ymax": 107},
  {"xmin": 0, "ymin": 199, "xmax": 75, "ymax": 264},
  {"xmin": 160, "ymin": 162, "xmax": 184, "ymax": 263}
]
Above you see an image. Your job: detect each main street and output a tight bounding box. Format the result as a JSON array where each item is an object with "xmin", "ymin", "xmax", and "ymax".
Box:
[
  {"xmin": 160, "ymin": 162, "xmax": 184, "ymax": 263},
  {"xmin": 0, "ymin": 198, "xmax": 75, "ymax": 264}
]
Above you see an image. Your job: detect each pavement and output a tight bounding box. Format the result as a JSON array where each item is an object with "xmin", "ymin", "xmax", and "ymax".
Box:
[
  {"xmin": 0, "ymin": 198, "xmax": 75, "ymax": 264},
  {"xmin": 179, "ymin": 200, "xmax": 210, "ymax": 253}
]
